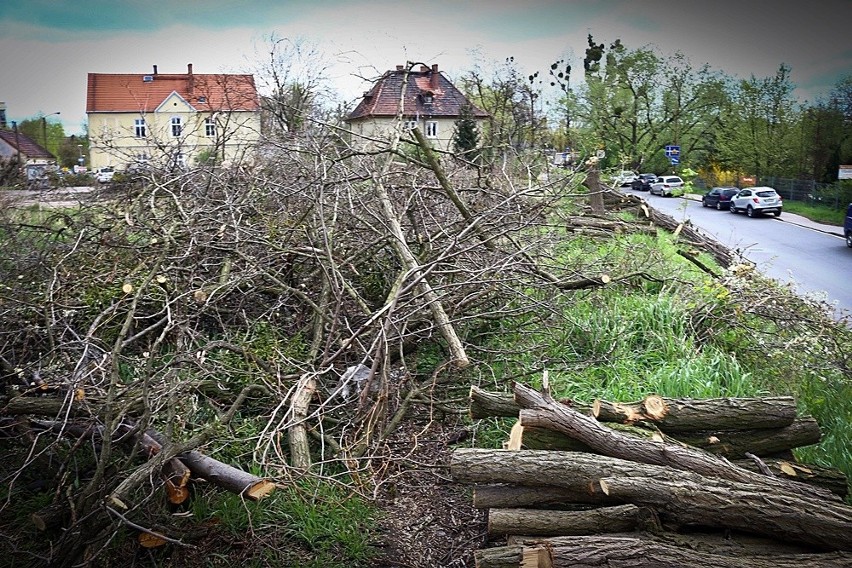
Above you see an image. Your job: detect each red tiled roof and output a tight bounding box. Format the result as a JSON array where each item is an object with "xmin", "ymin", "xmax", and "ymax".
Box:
[
  {"xmin": 346, "ymin": 64, "xmax": 488, "ymax": 121},
  {"xmin": 86, "ymin": 66, "xmax": 260, "ymax": 113},
  {"xmin": 0, "ymin": 129, "xmax": 54, "ymax": 159}
]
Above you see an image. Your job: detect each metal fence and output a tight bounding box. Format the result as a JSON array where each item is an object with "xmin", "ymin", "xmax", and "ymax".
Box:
[{"xmin": 693, "ymin": 176, "xmax": 852, "ymax": 210}]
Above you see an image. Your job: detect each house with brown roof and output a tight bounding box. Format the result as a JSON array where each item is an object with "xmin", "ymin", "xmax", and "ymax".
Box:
[
  {"xmin": 86, "ymin": 64, "xmax": 261, "ymax": 171},
  {"xmin": 0, "ymin": 128, "xmax": 57, "ymax": 181},
  {"xmin": 345, "ymin": 64, "xmax": 487, "ymax": 152}
]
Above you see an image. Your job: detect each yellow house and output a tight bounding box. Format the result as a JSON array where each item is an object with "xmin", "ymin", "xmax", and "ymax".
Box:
[
  {"xmin": 86, "ymin": 64, "xmax": 261, "ymax": 171},
  {"xmin": 345, "ymin": 64, "xmax": 487, "ymax": 152}
]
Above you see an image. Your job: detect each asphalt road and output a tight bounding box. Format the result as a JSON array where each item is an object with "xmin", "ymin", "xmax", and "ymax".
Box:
[{"xmin": 625, "ymin": 188, "xmax": 852, "ymax": 322}]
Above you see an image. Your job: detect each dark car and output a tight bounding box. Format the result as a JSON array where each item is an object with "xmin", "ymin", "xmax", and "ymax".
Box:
[
  {"xmin": 702, "ymin": 187, "xmax": 739, "ymax": 210},
  {"xmin": 631, "ymin": 173, "xmax": 657, "ymax": 192},
  {"xmin": 845, "ymin": 202, "xmax": 852, "ymax": 248}
]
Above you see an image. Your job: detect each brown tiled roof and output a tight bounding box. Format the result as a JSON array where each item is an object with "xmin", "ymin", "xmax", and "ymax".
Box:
[
  {"xmin": 346, "ymin": 64, "xmax": 488, "ymax": 121},
  {"xmin": 0, "ymin": 129, "xmax": 54, "ymax": 159},
  {"xmin": 86, "ymin": 65, "xmax": 260, "ymax": 113}
]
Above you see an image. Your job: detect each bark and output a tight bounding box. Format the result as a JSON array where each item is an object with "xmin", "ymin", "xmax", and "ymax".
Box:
[
  {"xmin": 731, "ymin": 458, "xmax": 849, "ymax": 498},
  {"xmin": 513, "ymin": 382, "xmax": 838, "ymax": 502},
  {"xmin": 675, "ymin": 418, "xmax": 822, "ymax": 457},
  {"xmin": 472, "ymin": 484, "xmax": 615, "ymax": 509},
  {"xmin": 592, "ymin": 395, "xmax": 799, "ymax": 432},
  {"xmin": 179, "ymin": 450, "xmax": 275, "ymax": 500},
  {"xmin": 598, "ymin": 475, "xmax": 852, "ymax": 551},
  {"xmin": 475, "ymin": 545, "xmax": 521, "ymax": 568},
  {"xmin": 487, "ymin": 504, "xmax": 645, "ymax": 537},
  {"xmin": 469, "ymin": 386, "xmax": 590, "ymax": 420},
  {"xmin": 477, "ymin": 536, "xmax": 852, "ymax": 568},
  {"xmin": 518, "ymin": 425, "xmax": 593, "ymax": 451}
]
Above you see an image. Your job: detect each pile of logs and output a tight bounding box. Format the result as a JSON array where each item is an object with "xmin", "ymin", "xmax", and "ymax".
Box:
[{"xmin": 453, "ymin": 382, "xmax": 852, "ymax": 567}]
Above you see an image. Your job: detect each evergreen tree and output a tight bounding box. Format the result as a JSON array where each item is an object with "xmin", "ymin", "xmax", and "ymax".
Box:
[{"xmin": 453, "ymin": 103, "xmax": 480, "ymax": 161}]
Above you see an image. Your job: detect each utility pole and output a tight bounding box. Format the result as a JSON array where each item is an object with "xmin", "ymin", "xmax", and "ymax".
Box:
[{"xmin": 41, "ymin": 111, "xmax": 60, "ymax": 152}]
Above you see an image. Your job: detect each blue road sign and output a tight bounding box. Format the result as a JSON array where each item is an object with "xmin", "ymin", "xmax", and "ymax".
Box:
[
  {"xmin": 665, "ymin": 145, "xmax": 680, "ymax": 157},
  {"xmin": 670, "ymin": 156, "xmax": 680, "ymax": 165}
]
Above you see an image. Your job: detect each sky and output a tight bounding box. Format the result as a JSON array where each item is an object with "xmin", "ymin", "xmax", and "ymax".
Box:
[{"xmin": 1, "ymin": 0, "xmax": 850, "ymax": 136}]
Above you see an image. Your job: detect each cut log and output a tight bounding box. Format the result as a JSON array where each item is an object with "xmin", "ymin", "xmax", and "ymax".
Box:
[
  {"xmin": 472, "ymin": 484, "xmax": 615, "ymax": 509},
  {"xmin": 598, "ymin": 475, "xmax": 852, "ymax": 551},
  {"xmin": 592, "ymin": 395, "xmax": 799, "ymax": 431},
  {"xmin": 477, "ymin": 536, "xmax": 852, "ymax": 568},
  {"xmin": 674, "ymin": 417, "xmax": 822, "ymax": 457},
  {"xmin": 469, "ymin": 386, "xmax": 590, "ymax": 420},
  {"xmin": 517, "ymin": 425, "xmax": 592, "ymax": 452},
  {"xmin": 731, "ymin": 458, "xmax": 848, "ymax": 498},
  {"xmin": 513, "ymin": 382, "xmax": 838, "ymax": 502},
  {"xmin": 475, "ymin": 545, "xmax": 522, "ymax": 568},
  {"xmin": 470, "ymin": 387, "xmax": 519, "ymax": 419},
  {"xmin": 507, "ymin": 531, "xmax": 821, "ymax": 557},
  {"xmin": 487, "ymin": 504, "xmax": 645, "ymax": 537},
  {"xmin": 178, "ymin": 450, "xmax": 275, "ymax": 500}
]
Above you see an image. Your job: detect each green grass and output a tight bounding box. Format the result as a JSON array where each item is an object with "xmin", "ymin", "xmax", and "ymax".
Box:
[
  {"xmin": 190, "ymin": 477, "xmax": 377, "ymax": 568},
  {"xmin": 782, "ymin": 200, "xmax": 846, "ymax": 225}
]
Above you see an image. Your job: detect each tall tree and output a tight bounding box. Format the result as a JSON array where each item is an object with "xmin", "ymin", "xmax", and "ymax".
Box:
[{"xmin": 453, "ymin": 103, "xmax": 480, "ymax": 161}]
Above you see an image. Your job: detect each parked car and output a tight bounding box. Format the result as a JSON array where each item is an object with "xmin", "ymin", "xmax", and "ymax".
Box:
[
  {"xmin": 94, "ymin": 166, "xmax": 115, "ymax": 183},
  {"xmin": 649, "ymin": 175, "xmax": 684, "ymax": 197},
  {"xmin": 729, "ymin": 186, "xmax": 782, "ymax": 217},
  {"xmin": 630, "ymin": 173, "xmax": 657, "ymax": 192},
  {"xmin": 611, "ymin": 170, "xmax": 638, "ymax": 187},
  {"xmin": 844, "ymin": 202, "xmax": 852, "ymax": 248},
  {"xmin": 702, "ymin": 187, "xmax": 739, "ymax": 210}
]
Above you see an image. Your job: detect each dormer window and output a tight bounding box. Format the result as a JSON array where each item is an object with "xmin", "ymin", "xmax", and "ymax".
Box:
[{"xmin": 422, "ymin": 92, "xmax": 434, "ymax": 105}]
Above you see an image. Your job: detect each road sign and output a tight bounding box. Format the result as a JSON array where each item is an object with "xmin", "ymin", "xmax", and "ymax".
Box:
[
  {"xmin": 670, "ymin": 156, "xmax": 680, "ymax": 165},
  {"xmin": 665, "ymin": 145, "xmax": 680, "ymax": 157},
  {"xmin": 839, "ymin": 165, "xmax": 852, "ymax": 180}
]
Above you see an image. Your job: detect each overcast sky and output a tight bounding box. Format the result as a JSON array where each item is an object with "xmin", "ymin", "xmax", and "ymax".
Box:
[{"xmin": 1, "ymin": 0, "xmax": 850, "ymax": 135}]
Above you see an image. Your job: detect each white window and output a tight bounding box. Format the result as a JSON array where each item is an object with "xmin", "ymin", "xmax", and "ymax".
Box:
[
  {"xmin": 425, "ymin": 121, "xmax": 438, "ymax": 138},
  {"xmin": 205, "ymin": 117, "xmax": 216, "ymax": 137},
  {"xmin": 171, "ymin": 116, "xmax": 182, "ymax": 137},
  {"xmin": 403, "ymin": 120, "xmax": 417, "ymax": 131},
  {"xmin": 134, "ymin": 118, "xmax": 146, "ymax": 138}
]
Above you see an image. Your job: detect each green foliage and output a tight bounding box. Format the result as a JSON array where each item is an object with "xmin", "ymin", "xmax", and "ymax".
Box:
[{"xmin": 453, "ymin": 103, "xmax": 480, "ymax": 161}]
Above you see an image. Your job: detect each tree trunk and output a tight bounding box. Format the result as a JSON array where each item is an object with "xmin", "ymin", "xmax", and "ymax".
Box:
[
  {"xmin": 598, "ymin": 476, "xmax": 852, "ymax": 551},
  {"xmin": 592, "ymin": 395, "xmax": 799, "ymax": 432},
  {"xmin": 477, "ymin": 536, "xmax": 852, "ymax": 568},
  {"xmin": 469, "ymin": 386, "xmax": 593, "ymax": 420},
  {"xmin": 675, "ymin": 418, "xmax": 822, "ymax": 457},
  {"xmin": 513, "ymin": 382, "xmax": 838, "ymax": 502},
  {"xmin": 487, "ymin": 504, "xmax": 645, "ymax": 537}
]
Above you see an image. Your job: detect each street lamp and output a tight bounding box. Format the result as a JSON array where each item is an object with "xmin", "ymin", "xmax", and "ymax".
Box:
[
  {"xmin": 41, "ymin": 111, "xmax": 61, "ymax": 150},
  {"xmin": 77, "ymin": 144, "xmax": 84, "ymax": 166}
]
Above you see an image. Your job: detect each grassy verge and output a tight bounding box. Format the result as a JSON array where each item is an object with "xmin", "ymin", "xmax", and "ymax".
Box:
[
  {"xmin": 782, "ymin": 200, "xmax": 846, "ymax": 225},
  {"xmin": 467, "ymin": 228, "xmax": 852, "ymax": 486}
]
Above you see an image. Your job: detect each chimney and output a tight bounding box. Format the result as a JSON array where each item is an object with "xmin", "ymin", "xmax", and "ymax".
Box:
[
  {"xmin": 396, "ymin": 65, "xmax": 404, "ymax": 71},
  {"xmin": 187, "ymin": 63, "xmax": 194, "ymax": 96},
  {"xmin": 0, "ymin": 101, "xmax": 6, "ymax": 130},
  {"xmin": 431, "ymin": 64, "xmax": 439, "ymax": 89},
  {"xmin": 153, "ymin": 65, "xmax": 158, "ymax": 75},
  {"xmin": 187, "ymin": 63, "xmax": 193, "ymax": 75},
  {"xmin": 420, "ymin": 65, "xmax": 429, "ymax": 73}
]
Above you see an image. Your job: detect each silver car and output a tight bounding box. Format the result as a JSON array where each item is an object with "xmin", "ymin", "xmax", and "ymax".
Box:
[
  {"xmin": 729, "ymin": 186, "xmax": 782, "ymax": 217},
  {"xmin": 649, "ymin": 175, "xmax": 684, "ymax": 197}
]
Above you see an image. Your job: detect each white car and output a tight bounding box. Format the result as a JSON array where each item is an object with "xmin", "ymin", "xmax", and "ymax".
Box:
[
  {"xmin": 94, "ymin": 167, "xmax": 115, "ymax": 183},
  {"xmin": 729, "ymin": 186, "xmax": 782, "ymax": 217},
  {"xmin": 649, "ymin": 175, "xmax": 684, "ymax": 197},
  {"xmin": 611, "ymin": 170, "xmax": 638, "ymax": 187}
]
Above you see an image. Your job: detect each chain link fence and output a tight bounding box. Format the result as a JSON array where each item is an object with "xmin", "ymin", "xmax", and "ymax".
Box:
[{"xmin": 693, "ymin": 176, "xmax": 852, "ymax": 210}]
